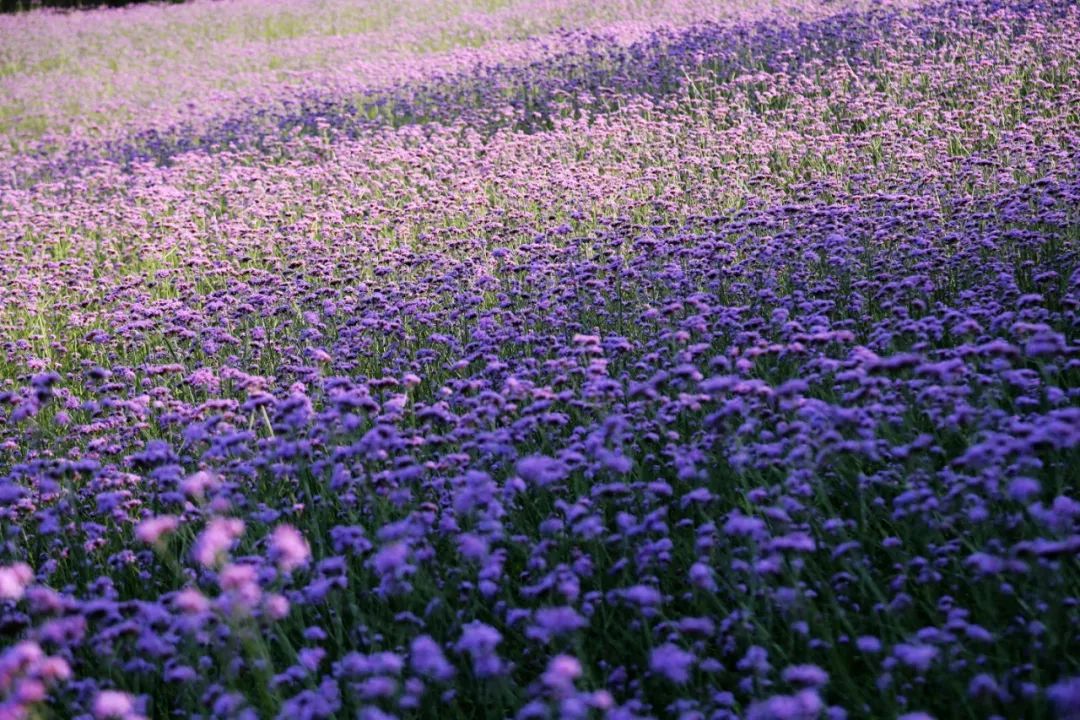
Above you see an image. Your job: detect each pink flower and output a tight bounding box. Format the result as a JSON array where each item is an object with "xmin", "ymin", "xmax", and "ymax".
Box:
[
  {"xmin": 9, "ymin": 640, "xmax": 44, "ymax": 666},
  {"xmin": 541, "ymin": 654, "xmax": 582, "ymax": 694},
  {"xmin": 269, "ymin": 524, "xmax": 311, "ymax": 573},
  {"xmin": 135, "ymin": 515, "xmax": 180, "ymax": 545},
  {"xmin": 218, "ymin": 563, "xmax": 258, "ymax": 591},
  {"xmin": 218, "ymin": 563, "xmax": 262, "ymax": 610},
  {"xmin": 192, "ymin": 517, "xmax": 244, "ymax": 567},
  {"xmin": 38, "ymin": 656, "xmax": 71, "ymax": 682},
  {"xmin": 93, "ymin": 690, "xmax": 135, "ymax": 719},
  {"xmin": 15, "ymin": 678, "xmax": 47, "ymax": 703},
  {"xmin": 14, "ymin": 677, "xmax": 45, "ymax": 708},
  {"xmin": 589, "ymin": 690, "xmax": 614, "ymax": 710},
  {"xmin": 174, "ymin": 588, "xmax": 210, "ymax": 614},
  {"xmin": 181, "ymin": 470, "xmax": 219, "ymax": 499},
  {"xmin": 264, "ymin": 593, "xmax": 290, "ymax": 620},
  {"xmin": 0, "ymin": 563, "xmax": 33, "ymax": 600}
]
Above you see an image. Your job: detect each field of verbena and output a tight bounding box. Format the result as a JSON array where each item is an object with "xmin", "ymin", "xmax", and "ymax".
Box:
[{"xmin": 1, "ymin": 0, "xmax": 1079, "ymax": 718}]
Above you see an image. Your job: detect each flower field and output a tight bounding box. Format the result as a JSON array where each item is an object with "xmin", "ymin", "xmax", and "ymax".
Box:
[{"xmin": 0, "ymin": 0, "xmax": 1078, "ymax": 717}]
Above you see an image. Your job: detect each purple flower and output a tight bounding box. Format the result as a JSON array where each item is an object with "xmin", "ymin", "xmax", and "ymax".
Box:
[
  {"xmin": 689, "ymin": 562, "xmax": 718, "ymax": 591},
  {"xmin": 410, "ymin": 635, "xmax": 455, "ymax": 681},
  {"xmin": 455, "ymin": 622, "xmax": 504, "ymax": 678},
  {"xmin": 527, "ymin": 606, "xmax": 588, "ymax": 643},
  {"xmin": 746, "ymin": 689, "xmax": 823, "ymax": 720},
  {"xmin": 855, "ymin": 636, "xmax": 882, "ymax": 654},
  {"xmin": 724, "ymin": 514, "xmax": 766, "ymax": 538},
  {"xmin": 649, "ymin": 643, "xmax": 695, "ymax": 684},
  {"xmin": 516, "ymin": 455, "xmax": 569, "ymax": 487},
  {"xmin": 1048, "ymin": 676, "xmax": 1080, "ymax": 720},
  {"xmin": 371, "ymin": 542, "xmax": 410, "ymax": 576},
  {"xmin": 738, "ymin": 646, "xmax": 772, "ymax": 675},
  {"xmin": 783, "ymin": 664, "xmax": 829, "ymax": 687},
  {"xmin": 622, "ymin": 584, "xmax": 662, "ymax": 606},
  {"xmin": 893, "ymin": 643, "xmax": 939, "ymax": 673}
]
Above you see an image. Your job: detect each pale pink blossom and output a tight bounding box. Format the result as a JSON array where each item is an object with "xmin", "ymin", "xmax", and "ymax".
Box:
[
  {"xmin": 0, "ymin": 563, "xmax": 33, "ymax": 601},
  {"xmin": 92, "ymin": 690, "xmax": 135, "ymax": 719},
  {"xmin": 192, "ymin": 517, "xmax": 244, "ymax": 567},
  {"xmin": 181, "ymin": 470, "xmax": 218, "ymax": 499},
  {"xmin": 264, "ymin": 593, "xmax": 290, "ymax": 620},
  {"xmin": 174, "ymin": 588, "xmax": 210, "ymax": 614},
  {"xmin": 134, "ymin": 515, "xmax": 180, "ymax": 544},
  {"xmin": 269, "ymin": 524, "xmax": 311, "ymax": 572}
]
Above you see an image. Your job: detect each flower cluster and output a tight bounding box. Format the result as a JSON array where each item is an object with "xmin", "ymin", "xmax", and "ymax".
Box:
[{"xmin": 0, "ymin": 0, "xmax": 1078, "ymax": 717}]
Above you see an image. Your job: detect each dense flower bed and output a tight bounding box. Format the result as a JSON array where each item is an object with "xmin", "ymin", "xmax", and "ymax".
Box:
[{"xmin": 0, "ymin": 0, "xmax": 1078, "ymax": 717}]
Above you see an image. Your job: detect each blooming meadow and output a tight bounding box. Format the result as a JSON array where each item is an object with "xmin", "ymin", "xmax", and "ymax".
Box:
[{"xmin": 1, "ymin": 0, "xmax": 1079, "ymax": 717}]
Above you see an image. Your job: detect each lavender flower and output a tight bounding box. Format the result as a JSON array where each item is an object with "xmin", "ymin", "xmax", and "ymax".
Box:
[{"xmin": 649, "ymin": 643, "xmax": 696, "ymax": 684}]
